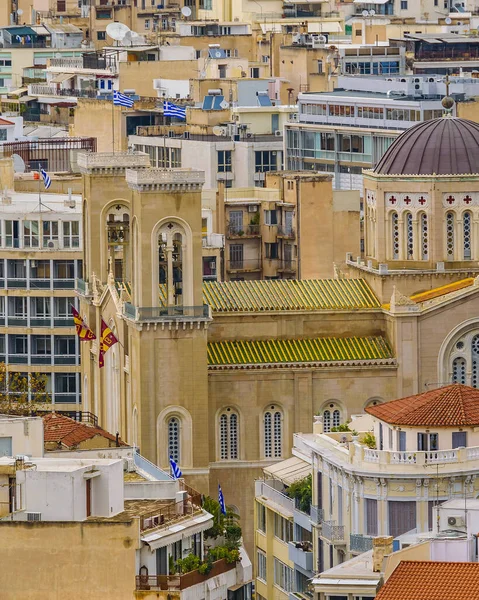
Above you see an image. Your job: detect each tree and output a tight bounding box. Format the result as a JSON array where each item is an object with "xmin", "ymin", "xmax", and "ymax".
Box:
[
  {"xmin": 286, "ymin": 475, "xmax": 312, "ymax": 513},
  {"xmin": 202, "ymin": 495, "xmax": 241, "ymax": 547},
  {"xmin": 0, "ymin": 364, "xmax": 51, "ymax": 416}
]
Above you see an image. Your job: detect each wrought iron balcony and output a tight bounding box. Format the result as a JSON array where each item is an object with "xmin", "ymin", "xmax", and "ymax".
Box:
[
  {"xmin": 321, "ymin": 520, "xmax": 345, "ymax": 544},
  {"xmin": 350, "ymin": 533, "xmax": 374, "ymax": 554}
]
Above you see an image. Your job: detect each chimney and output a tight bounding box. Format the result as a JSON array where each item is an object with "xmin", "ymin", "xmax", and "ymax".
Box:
[{"xmin": 372, "ymin": 536, "xmax": 393, "ymax": 572}]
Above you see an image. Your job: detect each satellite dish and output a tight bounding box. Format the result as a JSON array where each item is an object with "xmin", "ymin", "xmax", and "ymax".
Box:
[
  {"xmin": 12, "ymin": 154, "xmax": 26, "ymax": 174},
  {"xmin": 181, "ymin": 6, "xmax": 192, "ymax": 17},
  {"xmin": 219, "ymin": 100, "xmax": 229, "ymax": 109},
  {"xmin": 362, "ymin": 10, "xmax": 369, "ymax": 17},
  {"xmin": 106, "ymin": 22, "xmax": 130, "ymax": 41},
  {"xmin": 445, "ymin": 16, "xmax": 452, "ymax": 24},
  {"xmin": 17, "ymin": 8, "xmax": 23, "ymax": 15},
  {"xmin": 318, "ymin": 34, "xmax": 327, "ymax": 44},
  {"xmin": 213, "ymin": 126, "xmax": 226, "ymax": 136},
  {"xmin": 121, "ymin": 31, "xmax": 133, "ymax": 46},
  {"xmin": 370, "ymin": 9, "xmax": 375, "ymax": 15},
  {"xmin": 130, "ymin": 31, "xmax": 146, "ymax": 45}
]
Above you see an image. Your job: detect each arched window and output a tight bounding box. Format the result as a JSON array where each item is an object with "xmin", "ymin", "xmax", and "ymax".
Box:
[
  {"xmin": 168, "ymin": 416, "xmax": 180, "ymax": 463},
  {"xmin": 420, "ymin": 213, "xmax": 428, "ymax": 260},
  {"xmin": 332, "ymin": 409, "xmax": 341, "ymax": 428},
  {"xmin": 406, "ymin": 212, "xmax": 413, "ymax": 259},
  {"xmin": 323, "ymin": 405, "xmax": 342, "ymax": 433},
  {"xmin": 446, "ymin": 212, "xmax": 455, "ymax": 259},
  {"xmin": 106, "ymin": 204, "xmax": 130, "ymax": 281},
  {"xmin": 463, "ymin": 211, "xmax": 472, "ymax": 260},
  {"xmin": 391, "ymin": 212, "xmax": 399, "ymax": 259},
  {"xmin": 264, "ymin": 407, "xmax": 282, "ymax": 458},
  {"xmin": 219, "ymin": 409, "xmax": 238, "ymax": 460},
  {"xmin": 158, "ymin": 223, "xmax": 186, "ymax": 307},
  {"xmin": 472, "ymin": 335, "xmax": 479, "ymax": 388},
  {"xmin": 323, "ymin": 410, "xmax": 331, "ymax": 433},
  {"xmin": 452, "ymin": 357, "xmax": 466, "ymax": 385}
]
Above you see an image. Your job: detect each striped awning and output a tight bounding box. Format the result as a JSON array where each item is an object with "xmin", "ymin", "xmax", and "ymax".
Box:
[{"xmin": 207, "ymin": 336, "xmax": 393, "ymax": 367}]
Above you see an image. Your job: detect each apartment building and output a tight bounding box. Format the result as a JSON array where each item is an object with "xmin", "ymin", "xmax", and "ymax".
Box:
[
  {"xmin": 254, "ymin": 384, "xmax": 479, "ymax": 598},
  {"xmin": 284, "ymin": 75, "xmax": 467, "ymax": 191},
  {"xmin": 0, "ymin": 187, "xmax": 82, "ymax": 409}
]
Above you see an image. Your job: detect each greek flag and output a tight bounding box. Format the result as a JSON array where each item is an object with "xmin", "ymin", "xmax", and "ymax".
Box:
[
  {"xmin": 40, "ymin": 168, "xmax": 51, "ymax": 190},
  {"xmin": 26, "ymin": 35, "xmax": 31, "ymax": 43},
  {"xmin": 113, "ymin": 90, "xmax": 134, "ymax": 108},
  {"xmin": 163, "ymin": 100, "xmax": 186, "ymax": 120},
  {"xmin": 169, "ymin": 456, "xmax": 182, "ymax": 480},
  {"xmin": 218, "ymin": 483, "xmax": 227, "ymax": 515}
]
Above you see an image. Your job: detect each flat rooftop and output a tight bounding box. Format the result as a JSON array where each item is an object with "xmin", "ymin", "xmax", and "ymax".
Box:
[{"xmin": 0, "ymin": 191, "xmax": 82, "ymax": 215}]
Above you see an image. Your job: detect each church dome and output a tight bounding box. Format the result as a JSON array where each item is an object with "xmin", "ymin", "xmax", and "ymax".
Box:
[{"xmin": 374, "ymin": 117, "xmax": 479, "ymax": 176}]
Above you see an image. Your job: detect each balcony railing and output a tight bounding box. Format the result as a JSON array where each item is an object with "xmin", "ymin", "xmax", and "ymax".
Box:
[
  {"xmin": 310, "ymin": 505, "xmax": 324, "ymax": 524},
  {"xmin": 277, "ymin": 260, "xmax": 297, "ymax": 273},
  {"xmin": 202, "ymin": 233, "xmax": 225, "ymax": 249},
  {"xmin": 288, "ymin": 541, "xmax": 314, "ymax": 572},
  {"xmin": 227, "ymin": 224, "xmax": 261, "ymax": 238},
  {"xmin": 321, "ymin": 520, "xmax": 345, "ymax": 543},
  {"xmin": 124, "ymin": 303, "xmax": 210, "ymax": 321},
  {"xmin": 136, "ymin": 558, "xmax": 236, "ymax": 591},
  {"xmin": 226, "ymin": 259, "xmax": 261, "ymax": 272},
  {"xmin": 350, "ymin": 533, "xmax": 374, "ymax": 554},
  {"xmin": 28, "ymin": 84, "xmax": 99, "ymax": 98},
  {"xmin": 277, "ymin": 226, "xmax": 296, "ymax": 239},
  {"xmin": 255, "ymin": 480, "xmax": 294, "ymax": 512}
]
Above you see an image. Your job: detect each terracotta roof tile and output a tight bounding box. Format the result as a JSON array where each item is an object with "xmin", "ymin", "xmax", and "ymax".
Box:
[
  {"xmin": 376, "ymin": 561, "xmax": 479, "ymax": 600},
  {"xmin": 0, "ymin": 118, "xmax": 14, "ymax": 126},
  {"xmin": 366, "ymin": 384, "xmax": 479, "ymax": 427},
  {"xmin": 42, "ymin": 412, "xmax": 124, "ymax": 448}
]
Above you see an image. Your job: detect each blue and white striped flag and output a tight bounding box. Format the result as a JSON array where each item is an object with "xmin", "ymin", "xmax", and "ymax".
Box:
[
  {"xmin": 169, "ymin": 456, "xmax": 182, "ymax": 480},
  {"xmin": 113, "ymin": 90, "xmax": 134, "ymax": 108},
  {"xmin": 163, "ymin": 100, "xmax": 186, "ymax": 120},
  {"xmin": 40, "ymin": 168, "xmax": 51, "ymax": 190},
  {"xmin": 218, "ymin": 483, "xmax": 226, "ymax": 515}
]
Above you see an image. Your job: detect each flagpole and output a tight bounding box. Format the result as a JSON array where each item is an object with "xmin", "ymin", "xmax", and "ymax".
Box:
[{"xmin": 112, "ymin": 95, "xmax": 115, "ymax": 154}]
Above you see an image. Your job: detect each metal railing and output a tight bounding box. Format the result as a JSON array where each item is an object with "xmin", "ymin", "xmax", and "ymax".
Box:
[
  {"xmin": 28, "ymin": 84, "xmax": 98, "ymax": 98},
  {"xmin": 124, "ymin": 303, "xmax": 210, "ymax": 321},
  {"xmin": 226, "ymin": 259, "xmax": 261, "ymax": 271},
  {"xmin": 321, "ymin": 520, "xmax": 345, "ymax": 543},
  {"xmin": 136, "ymin": 558, "xmax": 236, "ymax": 591},
  {"xmin": 202, "ymin": 233, "xmax": 224, "ymax": 249},
  {"xmin": 310, "ymin": 505, "xmax": 324, "ymax": 524},
  {"xmin": 227, "ymin": 224, "xmax": 261, "ymax": 238},
  {"xmin": 255, "ymin": 480, "xmax": 294, "ymax": 512},
  {"xmin": 277, "ymin": 226, "xmax": 295, "ymax": 239},
  {"xmin": 350, "ymin": 533, "xmax": 374, "ymax": 554}
]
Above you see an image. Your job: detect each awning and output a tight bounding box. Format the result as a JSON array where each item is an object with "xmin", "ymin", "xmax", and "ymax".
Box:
[
  {"xmin": 260, "ymin": 23, "xmax": 282, "ymax": 33},
  {"xmin": 49, "ymin": 73, "xmax": 75, "ymax": 84},
  {"xmin": 263, "ymin": 456, "xmax": 310, "ymax": 486},
  {"xmin": 141, "ymin": 513, "xmax": 213, "ymax": 551},
  {"xmin": 308, "ymin": 22, "xmax": 342, "ymax": 33},
  {"xmin": 7, "ymin": 87, "xmax": 27, "ymax": 96}
]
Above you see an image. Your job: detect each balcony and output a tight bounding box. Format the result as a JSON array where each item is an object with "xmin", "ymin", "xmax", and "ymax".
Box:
[
  {"xmin": 30, "ymin": 278, "xmax": 51, "ymax": 290},
  {"xmin": 321, "ymin": 520, "xmax": 345, "ymax": 544},
  {"xmin": 202, "ymin": 233, "xmax": 225, "ymax": 249},
  {"xmin": 53, "ymin": 278, "xmax": 75, "ymax": 290},
  {"xmin": 310, "ymin": 505, "xmax": 324, "ymax": 524},
  {"xmin": 350, "ymin": 533, "xmax": 374, "ymax": 554},
  {"xmin": 136, "ymin": 558, "xmax": 236, "ymax": 591},
  {"xmin": 293, "ymin": 502, "xmax": 312, "ymax": 532},
  {"xmin": 54, "ymin": 355, "xmax": 77, "ymax": 365},
  {"xmin": 6, "ymin": 278, "xmax": 27, "ymax": 289},
  {"xmin": 288, "ymin": 541, "xmax": 314, "ymax": 572},
  {"xmin": 31, "ymin": 355, "xmax": 52, "ymax": 365},
  {"xmin": 255, "ymin": 480, "xmax": 294, "ymax": 513},
  {"xmin": 28, "ymin": 84, "xmax": 99, "ymax": 99},
  {"xmin": 277, "ymin": 260, "xmax": 297, "ymax": 274},
  {"xmin": 227, "ymin": 224, "xmax": 261, "ymax": 239},
  {"xmin": 7, "ymin": 316, "xmax": 27, "ymax": 327},
  {"xmin": 277, "ymin": 226, "xmax": 296, "ymax": 239},
  {"xmin": 124, "ymin": 303, "xmax": 210, "ymax": 322},
  {"xmin": 76, "ymin": 278, "xmax": 91, "ymax": 297},
  {"xmin": 226, "ymin": 259, "xmax": 261, "ymax": 273},
  {"xmin": 8, "ymin": 354, "xmax": 28, "ymax": 364}
]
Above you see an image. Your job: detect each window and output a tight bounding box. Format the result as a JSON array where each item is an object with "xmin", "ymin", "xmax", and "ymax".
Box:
[
  {"xmin": 452, "ymin": 356, "xmax": 467, "ymax": 384},
  {"xmin": 328, "ymin": 104, "xmax": 355, "ymax": 117},
  {"xmin": 0, "ymin": 129, "xmax": 7, "ymax": 142},
  {"xmin": 8, "ymin": 297, "xmax": 26, "ymax": 318},
  {"xmin": 401, "ymin": 0, "xmax": 408, "ymax": 8},
  {"xmin": 257, "ymin": 550, "xmax": 267, "ymax": 581},
  {"xmin": 9, "ymin": 335, "xmax": 27, "ymax": 355},
  {"xmin": 274, "ymin": 513, "xmax": 293, "ymax": 543},
  {"xmin": 31, "ymin": 297, "xmax": 51, "ymax": 318},
  {"xmin": 7, "ymin": 259, "xmax": 26, "ymax": 279},
  {"xmin": 417, "ymin": 432, "xmax": 439, "ymax": 451},
  {"xmin": 55, "ymin": 372, "xmax": 76, "ymax": 394},
  {"xmin": 391, "ymin": 211, "xmax": 399, "ymax": 259},
  {"xmin": 257, "ymin": 502, "xmax": 266, "ymax": 533},
  {"xmin": 23, "ymin": 220, "xmax": 39, "ymax": 248},
  {"xmin": 255, "ymin": 151, "xmax": 277, "ymax": 173},
  {"xmin": 420, "ymin": 213, "xmax": 428, "ymax": 260},
  {"xmin": 463, "ymin": 211, "xmax": 472, "ymax": 260},
  {"xmin": 42, "ymin": 221, "xmax": 58, "ymax": 247},
  {"xmin": 365, "ymin": 498, "xmax": 378, "ymax": 536},
  {"xmin": 406, "ymin": 212, "xmax": 413, "ymax": 259},
  {"xmin": 274, "ymin": 558, "xmax": 293, "ymax": 592},
  {"xmin": 219, "ymin": 409, "xmax": 238, "ymax": 459},
  {"xmin": 264, "ymin": 408, "xmax": 282, "ymax": 458},
  {"xmin": 54, "ymin": 336, "xmax": 75, "ymax": 356},
  {"xmin": 217, "ymin": 150, "xmax": 232, "ymax": 173},
  {"xmin": 229, "ymin": 210, "xmax": 243, "ymax": 234},
  {"xmin": 57, "ymin": 0, "xmax": 66, "ymax": 10},
  {"xmin": 265, "ymin": 242, "xmax": 279, "ymax": 259},
  {"xmin": 168, "ymin": 416, "xmax": 180, "ymax": 463},
  {"xmin": 144, "ymin": 19, "xmax": 150, "ymax": 29},
  {"xmin": 452, "ymin": 431, "xmax": 467, "ymax": 448},
  {"xmin": 388, "ymin": 501, "xmax": 416, "ymax": 538},
  {"xmin": 97, "ymin": 31, "xmax": 106, "ymax": 40},
  {"xmin": 264, "ymin": 210, "xmax": 278, "ymax": 225},
  {"xmin": 63, "ymin": 221, "xmax": 80, "ymax": 248},
  {"xmin": 53, "ymin": 260, "xmax": 74, "ymax": 279},
  {"xmin": 229, "ymin": 244, "xmax": 243, "ymax": 269},
  {"xmin": 446, "ymin": 212, "xmax": 455, "ymax": 259},
  {"xmin": 54, "ymin": 297, "xmax": 73, "ymax": 318},
  {"xmin": 31, "ymin": 335, "xmax": 51, "ymax": 356}
]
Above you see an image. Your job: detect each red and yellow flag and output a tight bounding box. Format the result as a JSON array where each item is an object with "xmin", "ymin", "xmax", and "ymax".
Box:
[
  {"xmin": 99, "ymin": 319, "xmax": 119, "ymax": 368},
  {"xmin": 71, "ymin": 306, "xmax": 96, "ymax": 341}
]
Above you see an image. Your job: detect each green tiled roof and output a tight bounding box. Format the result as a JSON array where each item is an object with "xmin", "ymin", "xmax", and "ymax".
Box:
[{"xmin": 207, "ymin": 336, "xmax": 393, "ymax": 367}]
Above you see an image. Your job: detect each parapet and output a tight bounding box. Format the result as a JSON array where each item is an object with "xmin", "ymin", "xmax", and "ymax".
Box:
[
  {"xmin": 125, "ymin": 168, "xmax": 205, "ymax": 192},
  {"xmin": 77, "ymin": 152, "xmax": 151, "ymax": 175}
]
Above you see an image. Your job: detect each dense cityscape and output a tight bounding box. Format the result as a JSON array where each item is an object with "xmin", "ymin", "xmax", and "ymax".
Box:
[{"xmin": 0, "ymin": 0, "xmax": 479, "ymax": 598}]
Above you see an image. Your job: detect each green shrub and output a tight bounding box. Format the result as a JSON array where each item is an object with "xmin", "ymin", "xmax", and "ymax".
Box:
[
  {"xmin": 331, "ymin": 422, "xmax": 351, "ymax": 432},
  {"xmin": 175, "ymin": 554, "xmax": 201, "ymax": 574},
  {"xmin": 286, "ymin": 474, "xmax": 312, "ymax": 513},
  {"xmin": 362, "ymin": 432, "xmax": 376, "ymax": 449}
]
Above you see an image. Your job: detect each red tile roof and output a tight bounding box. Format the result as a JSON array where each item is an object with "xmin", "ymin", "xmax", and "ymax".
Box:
[
  {"xmin": 43, "ymin": 412, "xmax": 124, "ymax": 448},
  {"xmin": 376, "ymin": 561, "xmax": 479, "ymax": 600},
  {"xmin": 365, "ymin": 384, "xmax": 479, "ymax": 427},
  {"xmin": 0, "ymin": 118, "xmax": 14, "ymax": 126}
]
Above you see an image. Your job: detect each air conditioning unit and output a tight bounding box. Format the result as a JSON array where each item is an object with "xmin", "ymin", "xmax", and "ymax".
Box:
[
  {"xmin": 209, "ymin": 260, "xmax": 216, "ymax": 269},
  {"xmin": 248, "ymin": 205, "xmax": 258, "ymax": 213},
  {"xmin": 47, "ymin": 240, "xmax": 59, "ymax": 250},
  {"xmin": 27, "ymin": 512, "xmax": 41, "ymax": 521},
  {"xmin": 447, "ymin": 516, "xmax": 465, "ymax": 527},
  {"xmin": 274, "ymin": 130, "xmax": 282, "ymax": 137},
  {"xmin": 124, "ymin": 458, "xmax": 135, "ymax": 472}
]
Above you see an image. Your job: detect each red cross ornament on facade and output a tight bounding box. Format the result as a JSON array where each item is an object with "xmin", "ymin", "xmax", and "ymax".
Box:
[
  {"xmin": 464, "ymin": 195, "xmax": 473, "ymax": 204},
  {"xmin": 446, "ymin": 196, "xmax": 455, "ymax": 205},
  {"xmin": 389, "ymin": 196, "xmax": 397, "ymax": 205},
  {"xmin": 404, "ymin": 196, "xmax": 412, "ymax": 205},
  {"xmin": 418, "ymin": 196, "xmax": 427, "ymax": 205}
]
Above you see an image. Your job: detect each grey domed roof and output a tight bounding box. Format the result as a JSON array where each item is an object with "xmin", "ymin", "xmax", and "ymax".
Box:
[{"xmin": 374, "ymin": 117, "xmax": 479, "ymax": 176}]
